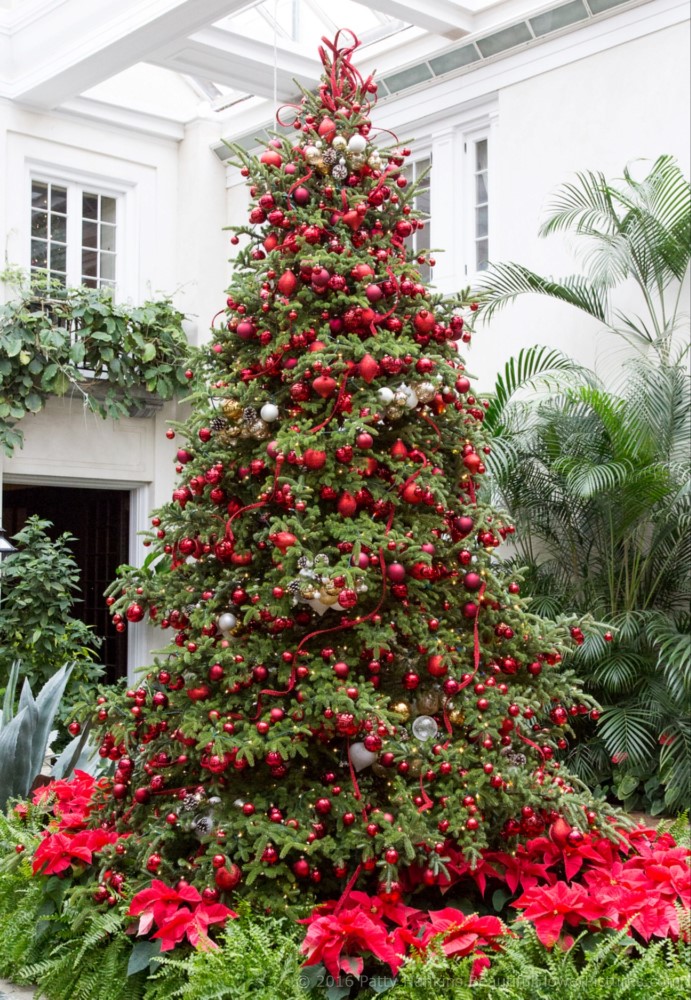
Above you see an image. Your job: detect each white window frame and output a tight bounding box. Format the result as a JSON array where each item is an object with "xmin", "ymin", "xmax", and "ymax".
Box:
[
  {"xmin": 462, "ymin": 126, "xmax": 491, "ymax": 279},
  {"xmin": 28, "ymin": 167, "xmax": 128, "ymax": 294},
  {"xmin": 403, "ymin": 147, "xmax": 433, "ymax": 283}
]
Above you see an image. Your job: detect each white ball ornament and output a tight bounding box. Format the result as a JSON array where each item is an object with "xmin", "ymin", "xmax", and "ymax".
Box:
[
  {"xmin": 347, "ymin": 133, "xmax": 367, "ymax": 154},
  {"xmin": 260, "ymin": 402, "xmax": 279, "ymax": 423},
  {"xmin": 349, "ymin": 741, "xmax": 378, "ymax": 772},
  {"xmin": 377, "ymin": 387, "xmax": 394, "ymax": 405},
  {"xmin": 217, "ymin": 612, "xmax": 237, "ymax": 633}
]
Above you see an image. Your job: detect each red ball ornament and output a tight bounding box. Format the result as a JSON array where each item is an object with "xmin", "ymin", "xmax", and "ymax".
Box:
[
  {"xmin": 387, "ymin": 562, "xmax": 406, "ymax": 583},
  {"xmin": 125, "ymin": 603, "xmax": 145, "ymax": 623},
  {"xmin": 337, "ymin": 492, "xmax": 358, "ymax": 518},
  {"xmin": 303, "ymin": 448, "xmax": 327, "ymax": 470}
]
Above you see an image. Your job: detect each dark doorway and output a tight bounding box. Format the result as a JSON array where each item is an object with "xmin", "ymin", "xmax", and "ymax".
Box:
[{"xmin": 2, "ymin": 484, "xmax": 130, "ymax": 682}]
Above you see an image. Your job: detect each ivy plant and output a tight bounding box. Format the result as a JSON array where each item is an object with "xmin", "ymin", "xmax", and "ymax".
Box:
[{"xmin": 0, "ymin": 273, "xmax": 191, "ymax": 454}]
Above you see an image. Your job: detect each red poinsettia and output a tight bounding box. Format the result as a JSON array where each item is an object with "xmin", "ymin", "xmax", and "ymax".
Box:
[
  {"xmin": 128, "ymin": 879, "xmax": 204, "ymax": 935},
  {"xmin": 32, "ymin": 770, "xmax": 106, "ymax": 831},
  {"xmin": 312, "ymin": 891, "xmax": 424, "ymax": 931},
  {"xmin": 300, "ymin": 906, "xmax": 403, "ymax": 978},
  {"xmin": 152, "ymin": 902, "xmax": 237, "ymax": 951},
  {"xmin": 417, "ymin": 909, "xmax": 508, "ymax": 959},
  {"xmin": 32, "ymin": 828, "xmax": 119, "ymax": 875},
  {"xmin": 512, "ymin": 880, "xmax": 610, "ymax": 947}
]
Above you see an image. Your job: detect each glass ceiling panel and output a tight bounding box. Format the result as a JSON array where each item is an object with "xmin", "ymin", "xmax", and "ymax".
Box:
[{"xmin": 225, "ymin": 0, "xmax": 408, "ymax": 52}]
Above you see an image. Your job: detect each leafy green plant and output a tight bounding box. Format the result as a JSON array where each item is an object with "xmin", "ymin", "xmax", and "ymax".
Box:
[
  {"xmin": 0, "ymin": 661, "xmax": 73, "ymax": 810},
  {"xmin": 0, "ymin": 516, "xmax": 101, "ymax": 696},
  {"xmin": 477, "ymin": 155, "xmax": 690, "ymax": 359},
  {"xmin": 476, "ymin": 156, "xmax": 691, "ymax": 814},
  {"xmin": 0, "ymin": 275, "xmax": 190, "ymax": 454},
  {"xmin": 483, "ymin": 348, "xmax": 690, "ymax": 811}
]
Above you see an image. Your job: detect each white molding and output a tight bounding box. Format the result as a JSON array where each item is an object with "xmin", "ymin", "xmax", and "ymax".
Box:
[
  {"xmin": 58, "ymin": 96, "xmax": 186, "ymax": 141},
  {"xmin": 7, "ymin": 0, "xmax": 251, "ymax": 108},
  {"xmin": 1, "ymin": 472, "xmax": 149, "ymax": 490},
  {"xmin": 374, "ymin": 0, "xmax": 688, "ymax": 135}
]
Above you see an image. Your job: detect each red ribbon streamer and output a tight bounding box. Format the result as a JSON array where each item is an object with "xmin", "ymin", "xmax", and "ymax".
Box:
[
  {"xmin": 417, "ymin": 773, "xmax": 434, "ymax": 813},
  {"xmin": 254, "ymin": 548, "xmax": 390, "ymax": 712},
  {"xmin": 346, "ymin": 739, "xmax": 362, "ymax": 802},
  {"xmin": 224, "ymin": 456, "xmax": 285, "ymax": 540},
  {"xmin": 308, "ymin": 371, "xmax": 349, "ymax": 434},
  {"xmin": 420, "ymin": 411, "xmax": 442, "ymax": 451},
  {"xmin": 334, "ymin": 862, "xmax": 363, "ymax": 916},
  {"xmin": 517, "ymin": 730, "xmax": 547, "ymax": 760}
]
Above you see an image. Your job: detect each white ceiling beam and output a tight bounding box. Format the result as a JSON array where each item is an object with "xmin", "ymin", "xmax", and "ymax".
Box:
[
  {"xmin": 150, "ymin": 27, "xmax": 322, "ymax": 101},
  {"xmin": 11, "ymin": 0, "xmax": 252, "ymax": 109},
  {"xmin": 352, "ymin": 0, "xmax": 474, "ymax": 39}
]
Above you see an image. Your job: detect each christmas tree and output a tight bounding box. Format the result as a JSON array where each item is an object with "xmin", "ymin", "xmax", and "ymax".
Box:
[{"xmin": 91, "ymin": 31, "xmax": 618, "ymax": 912}]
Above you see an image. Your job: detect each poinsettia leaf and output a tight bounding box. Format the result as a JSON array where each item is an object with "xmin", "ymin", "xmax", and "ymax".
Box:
[
  {"xmin": 298, "ymin": 963, "xmax": 326, "ymax": 988},
  {"xmin": 369, "ymin": 976, "xmax": 397, "ymax": 994},
  {"xmin": 126, "ymin": 939, "xmax": 162, "ymax": 976},
  {"xmin": 325, "ymin": 984, "xmax": 351, "ymax": 1000},
  {"xmin": 492, "ymin": 888, "xmax": 512, "ymax": 912}
]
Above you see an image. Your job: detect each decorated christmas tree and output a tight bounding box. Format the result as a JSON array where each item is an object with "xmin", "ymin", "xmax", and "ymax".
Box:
[{"xmin": 82, "ymin": 32, "xmax": 620, "ymax": 914}]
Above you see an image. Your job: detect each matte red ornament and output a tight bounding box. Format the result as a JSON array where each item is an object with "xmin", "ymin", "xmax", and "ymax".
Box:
[
  {"xmin": 337, "ymin": 492, "xmax": 358, "ymax": 517},
  {"xmin": 277, "ymin": 269, "xmax": 298, "ymax": 296},
  {"xmin": 312, "ymin": 375, "xmax": 338, "ymax": 398},
  {"xmin": 358, "ymin": 354, "xmax": 380, "ymax": 383}
]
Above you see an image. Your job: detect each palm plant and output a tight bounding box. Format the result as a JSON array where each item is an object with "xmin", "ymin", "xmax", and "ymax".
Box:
[
  {"xmin": 483, "ymin": 352, "xmax": 690, "ymax": 812},
  {"xmin": 477, "ymin": 155, "xmax": 690, "ymax": 361},
  {"xmin": 476, "ymin": 156, "xmax": 691, "ymax": 813}
]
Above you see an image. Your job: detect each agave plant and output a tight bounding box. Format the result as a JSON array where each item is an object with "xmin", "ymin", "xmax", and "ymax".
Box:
[
  {"xmin": 0, "ymin": 660, "xmax": 74, "ymax": 810},
  {"xmin": 477, "ymin": 155, "xmax": 690, "ymax": 361},
  {"xmin": 483, "ymin": 349, "xmax": 690, "ymax": 812}
]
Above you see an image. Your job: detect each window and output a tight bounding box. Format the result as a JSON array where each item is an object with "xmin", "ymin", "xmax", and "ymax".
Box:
[
  {"xmin": 403, "ymin": 155, "xmax": 432, "ymax": 282},
  {"xmin": 473, "ymin": 138, "xmax": 489, "ymax": 271},
  {"xmin": 30, "ymin": 179, "xmax": 119, "ymax": 290}
]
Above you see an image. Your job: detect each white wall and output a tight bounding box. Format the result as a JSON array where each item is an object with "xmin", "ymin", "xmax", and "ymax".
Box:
[{"xmin": 472, "ymin": 20, "xmax": 690, "ymax": 389}]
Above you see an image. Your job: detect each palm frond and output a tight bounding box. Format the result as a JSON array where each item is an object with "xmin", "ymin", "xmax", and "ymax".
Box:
[
  {"xmin": 597, "ymin": 705, "xmax": 659, "ymax": 767},
  {"xmin": 475, "ymin": 262, "xmax": 608, "ymax": 324},
  {"xmin": 483, "ymin": 345, "xmax": 595, "ymax": 434},
  {"xmin": 538, "ymin": 169, "xmax": 618, "ymax": 238}
]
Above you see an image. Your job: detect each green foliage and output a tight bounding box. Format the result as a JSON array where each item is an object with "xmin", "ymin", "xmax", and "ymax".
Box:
[
  {"xmin": 0, "ymin": 276, "xmax": 190, "ymax": 455},
  {"xmin": 476, "ymin": 155, "xmax": 691, "ymax": 359},
  {"xmin": 147, "ymin": 913, "xmax": 307, "ymax": 1000},
  {"xmin": 484, "ymin": 351, "xmax": 690, "ymax": 811},
  {"xmin": 477, "ymin": 158, "xmax": 691, "ymax": 812},
  {"xmin": 0, "ymin": 661, "xmax": 73, "ymax": 810},
  {"xmin": 0, "ymin": 516, "xmax": 102, "ymax": 696}
]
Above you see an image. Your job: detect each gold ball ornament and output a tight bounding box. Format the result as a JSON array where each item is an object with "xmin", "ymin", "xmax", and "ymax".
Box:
[
  {"xmin": 222, "ymin": 399, "xmax": 243, "ymax": 420},
  {"xmin": 448, "ymin": 707, "xmax": 465, "ymax": 726},
  {"xmin": 390, "ymin": 700, "xmax": 412, "ymax": 722},
  {"xmin": 414, "ymin": 381, "xmax": 436, "ymax": 403},
  {"xmin": 318, "ymin": 589, "xmax": 340, "ymax": 607},
  {"xmin": 332, "ymin": 135, "xmax": 347, "ymax": 150},
  {"xmin": 407, "ymin": 757, "xmax": 424, "ymax": 777}
]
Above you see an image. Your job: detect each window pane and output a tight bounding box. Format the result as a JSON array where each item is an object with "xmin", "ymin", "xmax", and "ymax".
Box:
[
  {"xmin": 475, "ymin": 172, "xmax": 488, "ymax": 203},
  {"xmin": 31, "ymin": 240, "xmax": 47, "ymax": 269},
  {"xmin": 31, "ymin": 210, "xmax": 48, "ymax": 238},
  {"xmin": 82, "ymin": 220, "xmax": 98, "ymax": 249},
  {"xmin": 32, "ymin": 182, "xmax": 49, "ymax": 209},
  {"xmin": 51, "ymin": 244, "xmax": 67, "ymax": 273},
  {"xmin": 100, "ymin": 253, "xmax": 116, "ymax": 281},
  {"xmin": 50, "ymin": 213, "xmax": 67, "ymax": 242},
  {"xmin": 476, "ymin": 239, "xmax": 489, "ymax": 271},
  {"xmin": 100, "ymin": 223, "xmax": 116, "ymax": 252},
  {"xmin": 50, "ymin": 186, "xmax": 67, "ymax": 213},
  {"xmin": 476, "ymin": 139, "xmax": 488, "ymax": 172},
  {"xmin": 101, "ymin": 197, "xmax": 117, "ymax": 224},
  {"xmin": 82, "ymin": 249, "xmax": 98, "ymax": 278},
  {"xmin": 83, "ymin": 193, "xmax": 99, "ymax": 220},
  {"xmin": 476, "ymin": 205, "xmax": 488, "ymax": 238},
  {"xmin": 83, "ymin": 276, "xmax": 98, "ymax": 288},
  {"xmin": 417, "ymin": 190, "xmax": 431, "ymax": 217}
]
